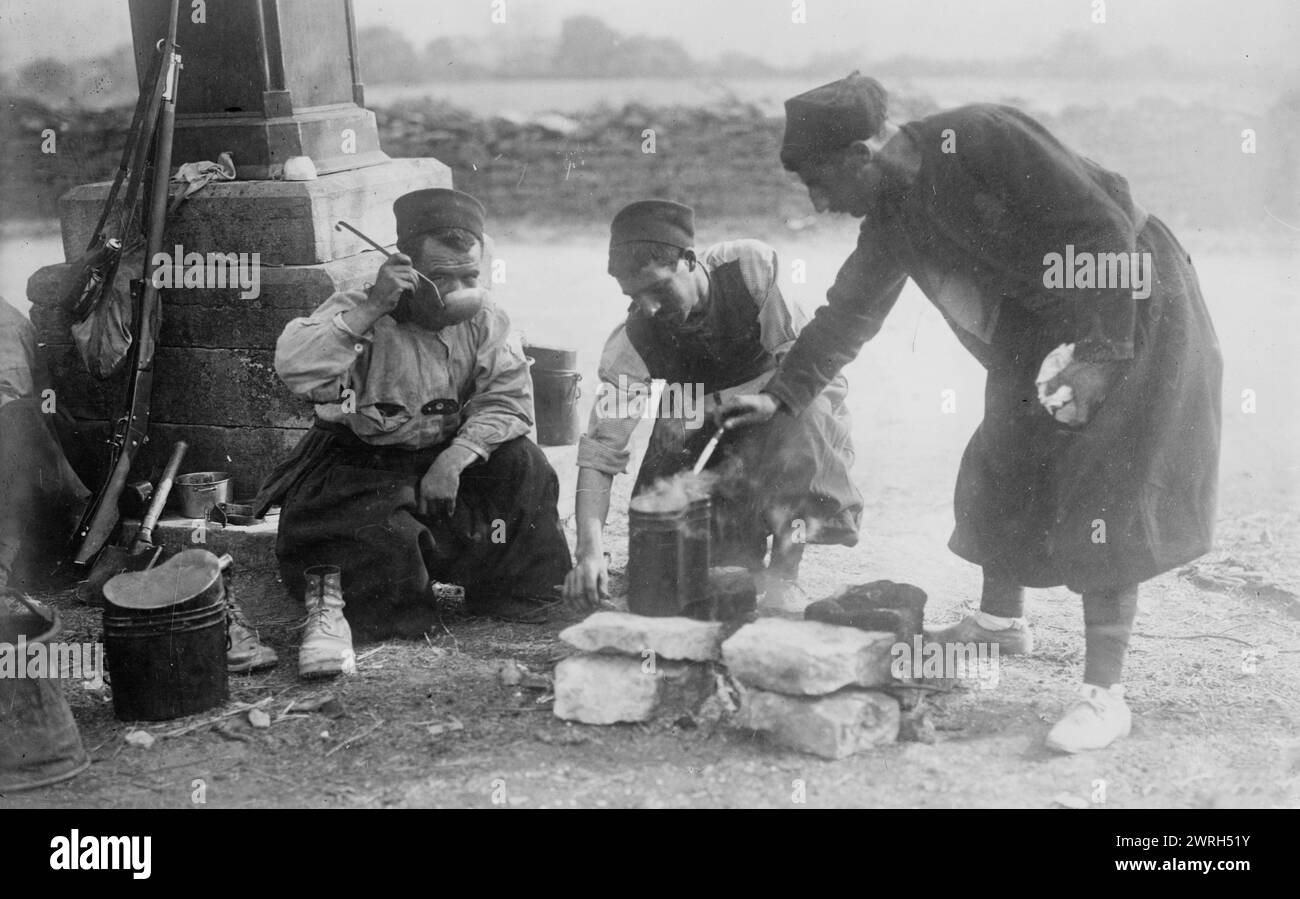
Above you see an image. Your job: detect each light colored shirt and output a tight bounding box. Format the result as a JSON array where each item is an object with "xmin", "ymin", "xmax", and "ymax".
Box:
[
  {"xmin": 0, "ymin": 297, "xmax": 40, "ymax": 408},
  {"xmin": 577, "ymin": 239, "xmax": 808, "ymax": 475},
  {"xmin": 274, "ymin": 290, "xmax": 533, "ymax": 458}
]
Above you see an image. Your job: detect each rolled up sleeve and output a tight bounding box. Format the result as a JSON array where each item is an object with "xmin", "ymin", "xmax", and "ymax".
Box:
[{"xmin": 577, "ymin": 325, "xmax": 650, "ymax": 476}]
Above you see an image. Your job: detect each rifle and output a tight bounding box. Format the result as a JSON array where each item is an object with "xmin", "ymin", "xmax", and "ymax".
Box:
[
  {"xmin": 62, "ymin": 38, "xmax": 167, "ymax": 322},
  {"xmin": 71, "ymin": 0, "xmax": 182, "ymax": 568}
]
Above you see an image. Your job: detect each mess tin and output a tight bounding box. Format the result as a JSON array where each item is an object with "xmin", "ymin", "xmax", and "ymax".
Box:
[
  {"xmin": 208, "ymin": 502, "xmax": 263, "ymax": 527},
  {"xmin": 102, "ymin": 550, "xmax": 232, "ymax": 720},
  {"xmin": 173, "ymin": 470, "xmax": 231, "ymax": 518}
]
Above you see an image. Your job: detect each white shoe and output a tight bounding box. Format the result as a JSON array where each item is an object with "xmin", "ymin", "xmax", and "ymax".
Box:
[
  {"xmin": 299, "ymin": 574, "xmax": 356, "ymax": 679},
  {"xmin": 1045, "ymin": 684, "xmax": 1131, "ymax": 753}
]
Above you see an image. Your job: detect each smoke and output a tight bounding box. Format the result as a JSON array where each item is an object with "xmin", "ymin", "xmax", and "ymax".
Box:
[{"xmin": 629, "ymin": 468, "xmax": 715, "ymax": 513}]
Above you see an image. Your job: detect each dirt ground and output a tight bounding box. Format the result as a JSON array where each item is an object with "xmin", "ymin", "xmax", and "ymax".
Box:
[{"xmin": 4, "ymin": 221, "xmax": 1299, "ymax": 809}]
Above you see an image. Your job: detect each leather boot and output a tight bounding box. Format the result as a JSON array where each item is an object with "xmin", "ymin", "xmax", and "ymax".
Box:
[
  {"xmin": 223, "ymin": 567, "xmax": 278, "ymax": 673},
  {"xmin": 227, "ymin": 601, "xmax": 278, "ymax": 673},
  {"xmin": 299, "ymin": 565, "xmax": 355, "ymax": 678}
]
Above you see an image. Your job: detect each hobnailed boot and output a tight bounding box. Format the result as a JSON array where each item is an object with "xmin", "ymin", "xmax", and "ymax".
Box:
[
  {"xmin": 223, "ymin": 567, "xmax": 278, "ymax": 673},
  {"xmin": 227, "ymin": 602, "xmax": 278, "ymax": 674},
  {"xmin": 299, "ymin": 565, "xmax": 355, "ymax": 679}
]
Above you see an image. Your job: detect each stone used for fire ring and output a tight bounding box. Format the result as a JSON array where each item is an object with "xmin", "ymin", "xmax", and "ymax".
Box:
[
  {"xmin": 721, "ymin": 619, "xmax": 895, "ymax": 694},
  {"xmin": 553, "ymin": 654, "xmax": 712, "ymax": 724},
  {"xmin": 735, "ymin": 688, "xmax": 901, "ymax": 759},
  {"xmin": 559, "ymin": 611, "xmax": 725, "ymax": 662}
]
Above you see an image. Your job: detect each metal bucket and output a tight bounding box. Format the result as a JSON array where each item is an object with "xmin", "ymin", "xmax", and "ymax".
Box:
[
  {"xmin": 174, "ymin": 471, "xmax": 231, "ymax": 518},
  {"xmin": 103, "ymin": 550, "xmax": 230, "ymax": 721},
  {"xmin": 679, "ymin": 496, "xmax": 712, "ymax": 614},
  {"xmin": 531, "ymin": 368, "xmax": 582, "ymax": 446},
  {"xmin": 0, "ymin": 596, "xmax": 91, "ymax": 792},
  {"xmin": 628, "ymin": 503, "xmax": 686, "ymax": 617},
  {"xmin": 627, "ymin": 494, "xmax": 712, "ymax": 617},
  {"xmin": 522, "ymin": 344, "xmax": 577, "ymax": 371}
]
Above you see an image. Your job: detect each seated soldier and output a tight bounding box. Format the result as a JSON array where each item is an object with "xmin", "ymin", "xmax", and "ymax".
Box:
[
  {"xmin": 564, "ymin": 200, "xmax": 862, "ymax": 610},
  {"xmin": 0, "ymin": 296, "xmax": 90, "ymax": 590},
  {"xmin": 255, "ymin": 189, "xmax": 572, "ymax": 676}
]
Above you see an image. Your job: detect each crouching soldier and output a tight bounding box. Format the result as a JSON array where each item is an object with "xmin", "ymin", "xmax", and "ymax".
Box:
[
  {"xmin": 565, "ymin": 200, "xmax": 862, "ymax": 611},
  {"xmin": 255, "ymin": 189, "xmax": 572, "ymax": 676}
]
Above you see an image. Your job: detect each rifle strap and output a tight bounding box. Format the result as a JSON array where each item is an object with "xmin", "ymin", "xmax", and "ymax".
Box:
[
  {"xmin": 87, "ymin": 46, "xmax": 164, "ymax": 251},
  {"xmin": 92, "ymin": 44, "xmax": 171, "ymax": 253}
]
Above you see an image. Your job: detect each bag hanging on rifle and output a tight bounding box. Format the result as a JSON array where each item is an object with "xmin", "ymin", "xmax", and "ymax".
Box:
[{"xmin": 68, "ymin": 247, "xmax": 153, "ymax": 380}]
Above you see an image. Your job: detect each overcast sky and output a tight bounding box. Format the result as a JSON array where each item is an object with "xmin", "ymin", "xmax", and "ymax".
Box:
[{"xmin": 2, "ymin": 0, "xmax": 1297, "ymax": 74}]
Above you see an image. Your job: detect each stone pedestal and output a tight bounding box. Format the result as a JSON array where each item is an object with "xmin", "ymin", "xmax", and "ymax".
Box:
[
  {"xmin": 27, "ymin": 157, "xmax": 453, "ymax": 498},
  {"xmin": 57, "ymin": 157, "xmax": 450, "ymax": 266},
  {"xmin": 128, "ymin": 0, "xmax": 387, "ymax": 179}
]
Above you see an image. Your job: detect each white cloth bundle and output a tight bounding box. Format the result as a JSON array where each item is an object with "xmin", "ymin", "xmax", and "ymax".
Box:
[{"xmin": 1036, "ymin": 342, "xmax": 1080, "ymax": 423}]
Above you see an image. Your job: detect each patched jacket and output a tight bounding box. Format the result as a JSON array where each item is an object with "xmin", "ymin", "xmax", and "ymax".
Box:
[{"xmin": 275, "ymin": 291, "xmax": 533, "ymax": 458}]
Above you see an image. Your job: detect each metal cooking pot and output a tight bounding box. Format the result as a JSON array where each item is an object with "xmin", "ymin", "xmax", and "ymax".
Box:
[{"xmin": 173, "ymin": 471, "xmax": 230, "ymax": 518}]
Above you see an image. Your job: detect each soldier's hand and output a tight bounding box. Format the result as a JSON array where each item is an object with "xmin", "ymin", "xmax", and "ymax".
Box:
[
  {"xmin": 715, "ymin": 393, "xmax": 780, "ymax": 430},
  {"xmin": 563, "ymin": 552, "xmax": 610, "ymax": 609},
  {"xmin": 366, "ymin": 253, "xmax": 419, "ymax": 315},
  {"xmin": 1039, "ymin": 356, "xmax": 1124, "ymax": 426},
  {"xmin": 417, "ymin": 454, "xmax": 461, "ymax": 519}
]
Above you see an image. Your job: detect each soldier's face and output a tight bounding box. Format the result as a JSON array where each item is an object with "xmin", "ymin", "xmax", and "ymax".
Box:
[
  {"xmin": 797, "ymin": 146, "xmax": 873, "ymax": 217},
  {"xmin": 618, "ymin": 261, "xmax": 695, "ymax": 324},
  {"xmin": 401, "ymin": 237, "xmax": 484, "ymax": 331}
]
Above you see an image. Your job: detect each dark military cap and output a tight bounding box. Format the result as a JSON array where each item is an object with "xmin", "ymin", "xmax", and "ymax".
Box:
[
  {"xmin": 609, "ymin": 200, "xmax": 695, "ymax": 251},
  {"xmin": 393, "ymin": 188, "xmax": 486, "ymax": 244},
  {"xmin": 781, "ymin": 71, "xmax": 888, "ymax": 170}
]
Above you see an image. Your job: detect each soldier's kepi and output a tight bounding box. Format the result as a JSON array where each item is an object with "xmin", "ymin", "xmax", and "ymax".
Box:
[
  {"xmin": 564, "ymin": 198, "xmax": 864, "ymax": 612},
  {"xmin": 718, "ymin": 71, "xmax": 1223, "ymax": 754}
]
